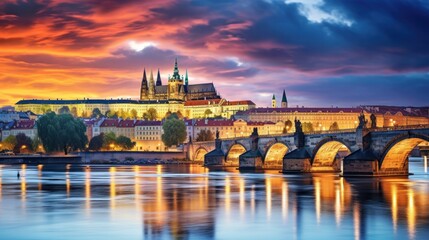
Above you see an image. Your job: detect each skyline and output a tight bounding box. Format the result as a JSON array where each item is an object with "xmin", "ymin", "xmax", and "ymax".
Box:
[{"xmin": 1, "ymin": 0, "xmax": 429, "ymax": 108}]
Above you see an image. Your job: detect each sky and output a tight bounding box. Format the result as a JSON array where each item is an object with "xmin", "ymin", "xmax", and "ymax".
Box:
[{"xmin": 1, "ymin": 0, "xmax": 429, "ymax": 108}]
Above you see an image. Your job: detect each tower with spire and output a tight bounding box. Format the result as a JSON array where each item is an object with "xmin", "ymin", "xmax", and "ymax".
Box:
[
  {"xmin": 156, "ymin": 69, "xmax": 162, "ymax": 86},
  {"xmin": 281, "ymin": 89, "xmax": 288, "ymax": 108},
  {"xmin": 148, "ymin": 70, "xmax": 155, "ymax": 99},
  {"xmin": 272, "ymin": 94, "xmax": 276, "ymax": 108},
  {"xmin": 168, "ymin": 58, "xmax": 184, "ymax": 100},
  {"xmin": 140, "ymin": 69, "xmax": 149, "ymax": 100}
]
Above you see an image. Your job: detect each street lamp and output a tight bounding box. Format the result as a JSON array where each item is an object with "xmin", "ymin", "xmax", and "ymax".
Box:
[{"xmin": 110, "ymin": 143, "xmax": 115, "ymax": 150}]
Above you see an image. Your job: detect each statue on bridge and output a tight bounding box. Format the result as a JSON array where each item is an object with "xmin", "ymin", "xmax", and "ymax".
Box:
[
  {"xmin": 215, "ymin": 129, "xmax": 220, "ymax": 139},
  {"xmin": 358, "ymin": 112, "xmax": 368, "ymax": 129},
  {"xmin": 370, "ymin": 113, "xmax": 377, "ymax": 129},
  {"xmin": 294, "ymin": 118, "xmax": 303, "ymax": 133}
]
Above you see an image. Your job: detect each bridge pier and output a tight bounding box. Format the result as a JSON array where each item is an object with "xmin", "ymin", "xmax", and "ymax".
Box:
[{"xmin": 282, "ymin": 148, "xmax": 311, "ymax": 173}]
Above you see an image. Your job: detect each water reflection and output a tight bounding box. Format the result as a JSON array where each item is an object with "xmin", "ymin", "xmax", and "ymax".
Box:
[{"xmin": 0, "ymin": 163, "xmax": 428, "ymax": 240}]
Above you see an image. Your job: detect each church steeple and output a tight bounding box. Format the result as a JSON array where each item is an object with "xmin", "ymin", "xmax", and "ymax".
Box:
[
  {"xmin": 140, "ymin": 69, "xmax": 149, "ymax": 100},
  {"xmin": 172, "ymin": 58, "xmax": 180, "ymax": 80},
  {"xmin": 272, "ymin": 94, "xmax": 276, "ymax": 108},
  {"xmin": 281, "ymin": 89, "xmax": 288, "ymax": 108},
  {"xmin": 185, "ymin": 69, "xmax": 188, "ymax": 86},
  {"xmin": 156, "ymin": 68, "xmax": 162, "ymax": 86},
  {"xmin": 148, "ymin": 70, "xmax": 155, "ymax": 99}
]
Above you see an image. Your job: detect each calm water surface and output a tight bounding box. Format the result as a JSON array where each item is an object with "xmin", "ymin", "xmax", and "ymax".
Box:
[{"xmin": 0, "ymin": 162, "xmax": 428, "ymax": 240}]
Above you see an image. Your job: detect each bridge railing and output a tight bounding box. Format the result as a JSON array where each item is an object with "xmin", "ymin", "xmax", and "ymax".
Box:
[{"xmin": 368, "ymin": 124, "xmax": 429, "ymax": 132}]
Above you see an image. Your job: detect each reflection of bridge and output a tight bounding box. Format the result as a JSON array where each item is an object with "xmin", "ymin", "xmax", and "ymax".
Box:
[{"xmin": 188, "ymin": 125, "xmax": 429, "ymax": 176}]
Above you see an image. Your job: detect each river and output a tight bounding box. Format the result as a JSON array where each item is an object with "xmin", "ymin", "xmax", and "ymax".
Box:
[{"xmin": 0, "ymin": 162, "xmax": 428, "ymax": 240}]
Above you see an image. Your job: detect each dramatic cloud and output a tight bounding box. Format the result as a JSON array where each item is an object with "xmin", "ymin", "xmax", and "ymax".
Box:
[{"xmin": 0, "ymin": 0, "xmax": 428, "ymax": 107}]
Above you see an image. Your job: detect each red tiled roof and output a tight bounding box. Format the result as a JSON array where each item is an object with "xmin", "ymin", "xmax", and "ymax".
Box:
[
  {"xmin": 135, "ymin": 120, "xmax": 162, "ymax": 126},
  {"xmin": 117, "ymin": 120, "xmax": 136, "ymax": 128},
  {"xmin": 100, "ymin": 119, "xmax": 119, "ymax": 127},
  {"xmin": 12, "ymin": 120, "xmax": 35, "ymax": 129},
  {"xmin": 184, "ymin": 99, "xmax": 222, "ymax": 106},
  {"xmin": 222, "ymin": 100, "xmax": 255, "ymax": 106},
  {"xmin": 245, "ymin": 107, "xmax": 363, "ymax": 114}
]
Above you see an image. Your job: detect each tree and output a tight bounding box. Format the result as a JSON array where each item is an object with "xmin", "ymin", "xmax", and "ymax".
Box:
[
  {"xmin": 116, "ymin": 135, "xmax": 136, "ymax": 150},
  {"xmin": 58, "ymin": 106, "xmax": 70, "ymax": 114},
  {"xmin": 196, "ymin": 130, "xmax": 214, "ymax": 141},
  {"xmin": 204, "ymin": 109, "xmax": 213, "ymax": 118},
  {"xmin": 2, "ymin": 135, "xmax": 17, "ymax": 151},
  {"xmin": 14, "ymin": 133, "xmax": 34, "ymax": 153},
  {"xmin": 302, "ymin": 122, "xmax": 314, "ymax": 133},
  {"xmin": 103, "ymin": 132, "xmax": 116, "ymax": 150},
  {"xmin": 32, "ymin": 136, "xmax": 42, "ymax": 152},
  {"xmin": 70, "ymin": 107, "xmax": 78, "ymax": 117},
  {"xmin": 88, "ymin": 133, "xmax": 104, "ymax": 151},
  {"xmin": 37, "ymin": 112, "xmax": 88, "ymax": 155},
  {"xmin": 144, "ymin": 108, "xmax": 158, "ymax": 120},
  {"xmin": 130, "ymin": 109, "xmax": 138, "ymax": 119},
  {"xmin": 283, "ymin": 119, "xmax": 293, "ymax": 133},
  {"xmin": 106, "ymin": 110, "xmax": 118, "ymax": 119},
  {"xmin": 92, "ymin": 108, "xmax": 103, "ymax": 118},
  {"xmin": 329, "ymin": 122, "xmax": 340, "ymax": 131},
  {"xmin": 161, "ymin": 118, "xmax": 187, "ymax": 147},
  {"xmin": 81, "ymin": 111, "xmax": 88, "ymax": 118},
  {"xmin": 176, "ymin": 110, "xmax": 184, "ymax": 119}
]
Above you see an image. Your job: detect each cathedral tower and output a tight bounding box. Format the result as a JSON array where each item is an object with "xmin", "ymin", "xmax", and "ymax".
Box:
[
  {"xmin": 168, "ymin": 58, "xmax": 184, "ymax": 100},
  {"xmin": 140, "ymin": 69, "xmax": 148, "ymax": 100},
  {"xmin": 156, "ymin": 69, "xmax": 162, "ymax": 86},
  {"xmin": 272, "ymin": 94, "xmax": 276, "ymax": 108},
  {"xmin": 148, "ymin": 70, "xmax": 155, "ymax": 99},
  {"xmin": 281, "ymin": 89, "xmax": 288, "ymax": 108}
]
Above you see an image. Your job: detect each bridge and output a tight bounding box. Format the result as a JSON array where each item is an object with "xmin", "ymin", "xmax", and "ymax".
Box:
[{"xmin": 187, "ymin": 124, "xmax": 429, "ymax": 176}]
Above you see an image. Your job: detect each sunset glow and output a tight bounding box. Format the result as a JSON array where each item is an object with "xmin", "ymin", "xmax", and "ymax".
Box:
[{"xmin": 1, "ymin": 0, "xmax": 428, "ymax": 107}]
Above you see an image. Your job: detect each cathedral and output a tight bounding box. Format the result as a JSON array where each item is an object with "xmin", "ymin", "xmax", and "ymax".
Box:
[{"xmin": 140, "ymin": 59, "xmax": 220, "ymax": 101}]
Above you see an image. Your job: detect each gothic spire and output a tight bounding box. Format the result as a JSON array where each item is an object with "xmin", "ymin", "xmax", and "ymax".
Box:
[
  {"xmin": 272, "ymin": 94, "xmax": 275, "ymax": 100},
  {"xmin": 172, "ymin": 58, "xmax": 180, "ymax": 80},
  {"xmin": 185, "ymin": 69, "xmax": 188, "ymax": 86},
  {"xmin": 141, "ymin": 68, "xmax": 148, "ymax": 90},
  {"xmin": 281, "ymin": 89, "xmax": 287, "ymax": 103},
  {"xmin": 156, "ymin": 68, "xmax": 162, "ymax": 86}
]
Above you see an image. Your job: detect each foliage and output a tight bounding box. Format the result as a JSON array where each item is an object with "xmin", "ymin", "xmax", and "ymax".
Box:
[
  {"xmin": 58, "ymin": 106, "xmax": 70, "ymax": 114},
  {"xmin": 103, "ymin": 132, "xmax": 117, "ymax": 150},
  {"xmin": 70, "ymin": 107, "xmax": 78, "ymax": 117},
  {"xmin": 14, "ymin": 133, "xmax": 33, "ymax": 153},
  {"xmin": 91, "ymin": 108, "xmax": 103, "ymax": 118},
  {"xmin": 144, "ymin": 108, "xmax": 158, "ymax": 120},
  {"xmin": 130, "ymin": 109, "xmax": 138, "ymax": 119},
  {"xmin": 81, "ymin": 111, "xmax": 88, "ymax": 118},
  {"xmin": 162, "ymin": 118, "xmax": 187, "ymax": 147},
  {"xmin": 37, "ymin": 112, "xmax": 88, "ymax": 155},
  {"xmin": 106, "ymin": 110, "xmax": 118, "ymax": 118},
  {"xmin": 88, "ymin": 133, "xmax": 104, "ymax": 151},
  {"xmin": 1, "ymin": 135, "xmax": 17, "ymax": 150},
  {"xmin": 204, "ymin": 109, "xmax": 213, "ymax": 118},
  {"xmin": 32, "ymin": 136, "xmax": 42, "ymax": 152},
  {"xmin": 283, "ymin": 119, "xmax": 293, "ymax": 133},
  {"xmin": 302, "ymin": 122, "xmax": 314, "ymax": 133},
  {"xmin": 116, "ymin": 135, "xmax": 136, "ymax": 150},
  {"xmin": 176, "ymin": 110, "xmax": 184, "ymax": 119},
  {"xmin": 329, "ymin": 122, "xmax": 340, "ymax": 131},
  {"xmin": 167, "ymin": 112, "xmax": 179, "ymax": 120},
  {"xmin": 196, "ymin": 129, "xmax": 214, "ymax": 142}
]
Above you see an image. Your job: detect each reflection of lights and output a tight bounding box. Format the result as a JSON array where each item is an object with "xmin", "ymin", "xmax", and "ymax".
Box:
[
  {"xmin": 335, "ymin": 184, "xmax": 341, "ymax": 226},
  {"xmin": 239, "ymin": 178, "xmax": 245, "ymax": 218},
  {"xmin": 85, "ymin": 166, "xmax": 91, "ymax": 213},
  {"xmin": 0, "ymin": 166, "xmax": 2, "ymax": 200},
  {"xmin": 353, "ymin": 203, "xmax": 360, "ymax": 240},
  {"xmin": 407, "ymin": 188, "xmax": 416, "ymax": 240},
  {"xmin": 37, "ymin": 164, "xmax": 43, "ymax": 191},
  {"xmin": 225, "ymin": 176, "xmax": 231, "ymax": 216},
  {"xmin": 110, "ymin": 167, "xmax": 116, "ymax": 209},
  {"xmin": 424, "ymin": 156, "xmax": 428, "ymax": 173},
  {"xmin": 134, "ymin": 165, "xmax": 140, "ymax": 207},
  {"xmin": 282, "ymin": 181, "xmax": 288, "ymax": 221},
  {"xmin": 21, "ymin": 164, "xmax": 27, "ymax": 201},
  {"xmin": 266, "ymin": 177, "xmax": 272, "ymax": 219},
  {"xmin": 391, "ymin": 184, "xmax": 397, "ymax": 233},
  {"xmin": 314, "ymin": 178, "xmax": 321, "ymax": 224}
]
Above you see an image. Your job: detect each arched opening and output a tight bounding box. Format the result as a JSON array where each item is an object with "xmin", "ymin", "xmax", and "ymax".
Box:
[
  {"xmin": 380, "ymin": 137, "xmax": 429, "ymax": 172},
  {"xmin": 312, "ymin": 140, "xmax": 351, "ymax": 172},
  {"xmin": 194, "ymin": 148, "xmax": 208, "ymax": 161},
  {"xmin": 264, "ymin": 143, "xmax": 288, "ymax": 167},
  {"xmin": 226, "ymin": 144, "xmax": 246, "ymax": 165}
]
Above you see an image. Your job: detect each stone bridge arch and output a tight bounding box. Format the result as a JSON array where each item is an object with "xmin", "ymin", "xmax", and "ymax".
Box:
[
  {"xmin": 226, "ymin": 143, "xmax": 247, "ymax": 166},
  {"xmin": 312, "ymin": 137, "xmax": 353, "ymax": 172},
  {"xmin": 194, "ymin": 147, "xmax": 208, "ymax": 161},
  {"xmin": 264, "ymin": 141, "xmax": 290, "ymax": 167},
  {"xmin": 379, "ymin": 133, "xmax": 429, "ymax": 173}
]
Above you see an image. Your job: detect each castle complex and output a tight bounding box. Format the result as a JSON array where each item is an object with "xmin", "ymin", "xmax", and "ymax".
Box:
[{"xmin": 140, "ymin": 58, "xmax": 220, "ymax": 101}]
